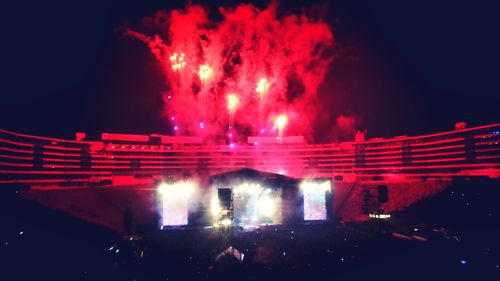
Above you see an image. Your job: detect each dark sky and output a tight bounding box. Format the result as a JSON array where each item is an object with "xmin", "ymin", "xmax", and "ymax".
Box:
[{"xmin": 1, "ymin": 0, "xmax": 498, "ymax": 140}]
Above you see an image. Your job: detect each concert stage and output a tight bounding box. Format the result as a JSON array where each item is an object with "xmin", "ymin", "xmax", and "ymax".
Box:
[{"xmin": 1, "ymin": 123, "xmax": 499, "ymax": 232}]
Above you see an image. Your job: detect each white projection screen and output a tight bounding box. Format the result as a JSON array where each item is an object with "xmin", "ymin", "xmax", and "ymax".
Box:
[
  {"xmin": 158, "ymin": 182, "xmax": 194, "ymax": 227},
  {"xmin": 301, "ymin": 181, "xmax": 331, "ymax": 221}
]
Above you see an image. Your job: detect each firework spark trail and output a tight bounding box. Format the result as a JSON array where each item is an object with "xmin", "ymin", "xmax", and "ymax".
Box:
[{"xmin": 126, "ymin": 3, "xmax": 334, "ymax": 142}]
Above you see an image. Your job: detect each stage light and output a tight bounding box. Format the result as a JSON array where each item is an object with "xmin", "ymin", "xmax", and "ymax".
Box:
[
  {"xmin": 368, "ymin": 213, "xmax": 391, "ymax": 219},
  {"xmin": 211, "ymin": 196, "xmax": 221, "ymax": 217},
  {"xmin": 233, "ymin": 182, "xmax": 262, "ymax": 195},
  {"xmin": 158, "ymin": 181, "xmax": 194, "ymax": 198},
  {"xmin": 300, "ymin": 180, "xmax": 331, "ymax": 193},
  {"xmin": 258, "ymin": 195, "xmax": 275, "ymax": 217},
  {"xmin": 220, "ymin": 218, "xmax": 232, "ymax": 226},
  {"xmin": 231, "ymin": 182, "xmax": 281, "ymax": 227}
]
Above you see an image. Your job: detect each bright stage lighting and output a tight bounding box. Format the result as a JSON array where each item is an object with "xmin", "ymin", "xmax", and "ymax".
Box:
[
  {"xmin": 231, "ymin": 182, "xmax": 281, "ymax": 227},
  {"xmin": 258, "ymin": 195, "xmax": 275, "ymax": 217},
  {"xmin": 220, "ymin": 218, "xmax": 232, "ymax": 226},
  {"xmin": 157, "ymin": 181, "xmax": 196, "ymax": 227},
  {"xmin": 233, "ymin": 182, "xmax": 261, "ymax": 195},
  {"xmin": 300, "ymin": 180, "xmax": 331, "ymax": 221},
  {"xmin": 211, "ymin": 195, "xmax": 221, "ymax": 217}
]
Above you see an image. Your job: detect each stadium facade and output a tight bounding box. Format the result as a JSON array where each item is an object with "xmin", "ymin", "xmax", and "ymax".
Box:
[{"xmin": 1, "ymin": 123, "xmax": 499, "ymax": 231}]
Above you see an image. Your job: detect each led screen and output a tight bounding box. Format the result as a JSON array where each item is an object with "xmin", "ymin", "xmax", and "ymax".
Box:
[
  {"xmin": 301, "ymin": 180, "xmax": 331, "ymax": 221},
  {"xmin": 303, "ymin": 190, "xmax": 327, "ymax": 220},
  {"xmin": 161, "ymin": 195, "xmax": 189, "ymax": 226},
  {"xmin": 158, "ymin": 182, "xmax": 194, "ymax": 227}
]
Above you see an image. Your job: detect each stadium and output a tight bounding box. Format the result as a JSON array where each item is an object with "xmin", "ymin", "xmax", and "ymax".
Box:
[
  {"xmin": 1, "ymin": 123, "xmax": 499, "ymax": 232},
  {"xmin": 2, "ymin": 1, "xmax": 500, "ymax": 280}
]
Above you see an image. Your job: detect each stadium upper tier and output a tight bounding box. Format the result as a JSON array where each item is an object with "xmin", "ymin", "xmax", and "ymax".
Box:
[{"xmin": 1, "ymin": 123, "xmax": 499, "ymax": 186}]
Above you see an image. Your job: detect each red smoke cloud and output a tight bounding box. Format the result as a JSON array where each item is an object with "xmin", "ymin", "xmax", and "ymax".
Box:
[
  {"xmin": 334, "ymin": 114, "xmax": 358, "ymax": 140},
  {"xmin": 126, "ymin": 2, "xmax": 334, "ymax": 143}
]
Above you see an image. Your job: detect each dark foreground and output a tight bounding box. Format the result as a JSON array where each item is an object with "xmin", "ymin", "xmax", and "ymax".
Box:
[{"xmin": 1, "ymin": 178, "xmax": 499, "ymax": 281}]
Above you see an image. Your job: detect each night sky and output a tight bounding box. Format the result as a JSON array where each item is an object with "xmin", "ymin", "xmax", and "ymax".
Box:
[{"xmin": 1, "ymin": 0, "xmax": 498, "ymax": 140}]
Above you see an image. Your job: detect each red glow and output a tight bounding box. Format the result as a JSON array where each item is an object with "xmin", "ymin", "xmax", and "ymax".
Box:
[{"xmin": 126, "ymin": 3, "xmax": 334, "ymax": 141}]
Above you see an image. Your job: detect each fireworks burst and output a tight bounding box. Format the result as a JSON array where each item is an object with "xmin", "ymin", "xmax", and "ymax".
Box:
[
  {"xmin": 256, "ymin": 78, "xmax": 270, "ymax": 106},
  {"xmin": 275, "ymin": 114, "xmax": 288, "ymax": 141},
  {"xmin": 198, "ymin": 64, "xmax": 213, "ymax": 85},
  {"xmin": 169, "ymin": 53, "xmax": 186, "ymax": 71},
  {"xmin": 126, "ymin": 3, "xmax": 334, "ymax": 141},
  {"xmin": 227, "ymin": 94, "xmax": 239, "ymax": 125}
]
